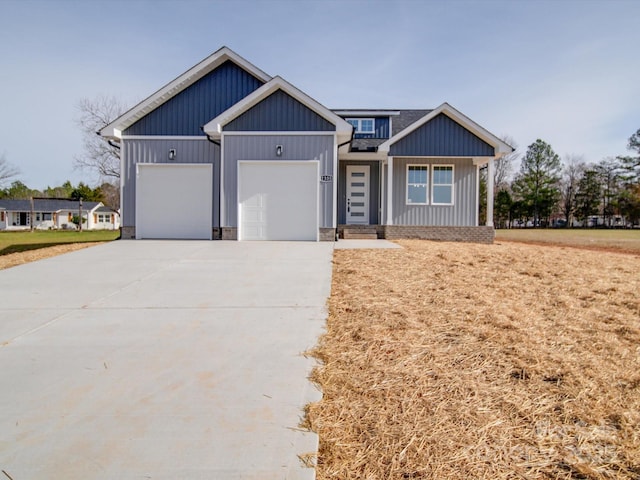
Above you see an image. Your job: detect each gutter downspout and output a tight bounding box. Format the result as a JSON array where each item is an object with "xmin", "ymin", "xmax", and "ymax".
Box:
[
  {"xmin": 202, "ymin": 127, "xmax": 222, "ymax": 239},
  {"xmin": 95, "ymin": 131, "xmax": 121, "ymax": 150}
]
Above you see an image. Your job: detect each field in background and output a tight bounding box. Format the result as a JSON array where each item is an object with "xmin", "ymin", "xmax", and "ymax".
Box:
[
  {"xmin": 495, "ymin": 228, "xmax": 640, "ymax": 253},
  {"xmin": 308, "ymin": 239, "xmax": 640, "ymax": 479}
]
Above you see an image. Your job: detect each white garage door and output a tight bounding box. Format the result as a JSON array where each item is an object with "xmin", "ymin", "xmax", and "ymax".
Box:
[
  {"xmin": 238, "ymin": 161, "xmax": 318, "ymax": 241},
  {"xmin": 136, "ymin": 164, "xmax": 212, "ymax": 239}
]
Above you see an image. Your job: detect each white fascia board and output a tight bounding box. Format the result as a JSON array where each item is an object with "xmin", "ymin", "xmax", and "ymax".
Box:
[
  {"xmin": 100, "ymin": 46, "xmax": 272, "ymax": 140},
  {"xmin": 203, "ymin": 76, "xmax": 353, "ymax": 143},
  {"xmin": 338, "ymin": 151, "xmax": 386, "ymax": 161},
  {"xmin": 377, "ymin": 103, "xmax": 513, "ymax": 156}
]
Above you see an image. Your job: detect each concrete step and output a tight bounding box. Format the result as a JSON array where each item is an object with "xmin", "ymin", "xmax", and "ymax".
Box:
[{"xmin": 343, "ymin": 229, "xmax": 378, "ymax": 240}]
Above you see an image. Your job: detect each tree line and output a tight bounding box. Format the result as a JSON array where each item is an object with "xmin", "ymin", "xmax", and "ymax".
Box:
[
  {"xmin": 0, "ymin": 179, "xmax": 119, "ymax": 209},
  {"xmin": 483, "ymin": 129, "xmax": 640, "ymax": 228}
]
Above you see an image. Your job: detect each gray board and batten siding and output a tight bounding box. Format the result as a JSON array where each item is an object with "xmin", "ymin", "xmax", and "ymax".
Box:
[
  {"xmin": 338, "ymin": 161, "xmax": 380, "ymax": 225},
  {"xmin": 124, "ymin": 61, "xmax": 264, "ymax": 136},
  {"xmin": 121, "ymin": 139, "xmax": 221, "ymax": 228},
  {"xmin": 221, "ymin": 88, "xmax": 339, "ymax": 229},
  {"xmin": 389, "ymin": 113, "xmax": 495, "ymax": 157},
  {"xmin": 224, "ymin": 90, "xmax": 335, "ymax": 132},
  {"xmin": 392, "ymin": 158, "xmax": 477, "ymax": 226},
  {"xmin": 222, "ymin": 134, "xmax": 335, "ymax": 229}
]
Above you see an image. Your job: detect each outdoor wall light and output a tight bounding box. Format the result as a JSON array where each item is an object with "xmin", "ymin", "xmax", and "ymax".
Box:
[
  {"xmin": 168, "ymin": 149, "xmax": 177, "ymax": 161},
  {"xmin": 275, "ymin": 145, "xmax": 283, "ymax": 157}
]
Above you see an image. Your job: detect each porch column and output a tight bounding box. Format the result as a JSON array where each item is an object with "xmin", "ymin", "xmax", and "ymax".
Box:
[
  {"xmin": 486, "ymin": 158, "xmax": 495, "ymax": 227},
  {"xmin": 386, "ymin": 157, "xmax": 393, "ymax": 225}
]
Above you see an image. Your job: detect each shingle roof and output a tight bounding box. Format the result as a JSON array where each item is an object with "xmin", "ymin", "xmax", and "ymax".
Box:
[
  {"xmin": 0, "ymin": 199, "xmax": 101, "ymax": 212},
  {"xmin": 392, "ymin": 110, "xmax": 433, "ymax": 136}
]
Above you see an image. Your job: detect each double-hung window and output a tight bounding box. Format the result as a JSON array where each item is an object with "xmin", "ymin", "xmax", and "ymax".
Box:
[
  {"xmin": 406, "ymin": 165, "xmax": 429, "ymax": 204},
  {"xmin": 432, "ymin": 165, "xmax": 454, "ymax": 205},
  {"xmin": 406, "ymin": 164, "xmax": 455, "ymax": 205},
  {"xmin": 346, "ymin": 118, "xmax": 375, "ymax": 135}
]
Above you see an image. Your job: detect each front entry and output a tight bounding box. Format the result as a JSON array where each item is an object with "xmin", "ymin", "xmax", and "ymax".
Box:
[{"xmin": 346, "ymin": 165, "xmax": 369, "ymax": 224}]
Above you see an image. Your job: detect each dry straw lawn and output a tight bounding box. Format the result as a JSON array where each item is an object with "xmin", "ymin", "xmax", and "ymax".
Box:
[
  {"xmin": 306, "ymin": 240, "xmax": 640, "ymax": 479},
  {"xmin": 0, "ymin": 243, "xmax": 98, "ymax": 270}
]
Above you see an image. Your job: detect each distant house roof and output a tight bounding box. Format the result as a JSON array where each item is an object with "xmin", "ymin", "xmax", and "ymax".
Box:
[
  {"xmin": 95, "ymin": 205, "xmax": 119, "ymax": 214},
  {"xmin": 0, "ymin": 199, "xmax": 102, "ymax": 212}
]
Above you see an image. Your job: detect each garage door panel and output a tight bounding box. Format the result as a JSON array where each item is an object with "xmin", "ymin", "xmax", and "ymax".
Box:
[
  {"xmin": 239, "ymin": 162, "xmax": 318, "ymax": 241},
  {"xmin": 136, "ymin": 164, "xmax": 212, "ymax": 239}
]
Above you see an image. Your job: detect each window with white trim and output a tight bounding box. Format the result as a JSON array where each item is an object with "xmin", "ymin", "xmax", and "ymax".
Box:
[
  {"xmin": 406, "ymin": 165, "xmax": 429, "ymax": 204},
  {"xmin": 346, "ymin": 118, "xmax": 375, "ymax": 134},
  {"xmin": 432, "ymin": 165, "xmax": 454, "ymax": 205}
]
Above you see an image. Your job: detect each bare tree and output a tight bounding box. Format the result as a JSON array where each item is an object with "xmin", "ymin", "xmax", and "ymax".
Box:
[
  {"xmin": 560, "ymin": 154, "xmax": 585, "ymax": 226},
  {"xmin": 0, "ymin": 153, "xmax": 20, "ymax": 187},
  {"xmin": 494, "ymin": 135, "xmax": 518, "ymax": 190},
  {"xmin": 74, "ymin": 95, "xmax": 127, "ymax": 180}
]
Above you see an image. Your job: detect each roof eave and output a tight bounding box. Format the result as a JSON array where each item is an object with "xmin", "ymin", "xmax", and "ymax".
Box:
[
  {"xmin": 203, "ymin": 76, "xmax": 353, "ymax": 142},
  {"xmin": 99, "ymin": 46, "xmax": 272, "ymax": 138},
  {"xmin": 378, "ymin": 103, "xmax": 512, "ymax": 157}
]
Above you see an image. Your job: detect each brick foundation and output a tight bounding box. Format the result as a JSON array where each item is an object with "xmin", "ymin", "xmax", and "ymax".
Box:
[
  {"xmin": 221, "ymin": 227, "xmax": 238, "ymax": 240},
  {"xmin": 383, "ymin": 225, "xmax": 494, "ymax": 244},
  {"xmin": 123, "ymin": 224, "xmax": 492, "ymax": 243},
  {"xmin": 319, "ymin": 228, "xmax": 337, "ymax": 242},
  {"xmin": 120, "ymin": 226, "xmax": 136, "ymax": 239}
]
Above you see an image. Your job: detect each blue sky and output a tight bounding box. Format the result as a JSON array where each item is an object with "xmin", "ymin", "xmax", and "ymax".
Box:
[{"xmin": 0, "ymin": 0, "xmax": 638, "ymax": 189}]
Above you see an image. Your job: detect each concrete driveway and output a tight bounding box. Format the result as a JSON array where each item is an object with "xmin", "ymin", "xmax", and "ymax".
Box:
[{"xmin": 0, "ymin": 240, "xmax": 333, "ymax": 479}]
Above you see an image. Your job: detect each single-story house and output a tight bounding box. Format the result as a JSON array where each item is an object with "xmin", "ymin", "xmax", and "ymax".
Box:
[
  {"xmin": 0, "ymin": 199, "xmax": 120, "ymax": 231},
  {"xmin": 100, "ymin": 46, "xmax": 512, "ymax": 243}
]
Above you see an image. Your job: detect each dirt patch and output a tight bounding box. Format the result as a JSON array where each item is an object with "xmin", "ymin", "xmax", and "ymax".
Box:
[
  {"xmin": 0, "ymin": 243, "xmax": 102, "ymax": 270},
  {"xmin": 306, "ymin": 240, "xmax": 640, "ymax": 479}
]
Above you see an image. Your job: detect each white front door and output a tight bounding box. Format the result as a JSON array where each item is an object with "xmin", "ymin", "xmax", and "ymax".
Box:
[{"xmin": 346, "ymin": 165, "xmax": 369, "ymax": 224}]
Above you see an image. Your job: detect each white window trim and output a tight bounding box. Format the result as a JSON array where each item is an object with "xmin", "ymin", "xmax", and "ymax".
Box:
[
  {"xmin": 346, "ymin": 118, "xmax": 375, "ymax": 135},
  {"xmin": 406, "ymin": 164, "xmax": 429, "ymax": 205},
  {"xmin": 431, "ymin": 164, "xmax": 455, "ymax": 206}
]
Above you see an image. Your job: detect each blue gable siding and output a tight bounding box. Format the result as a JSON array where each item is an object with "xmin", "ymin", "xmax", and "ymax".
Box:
[
  {"xmin": 125, "ymin": 61, "xmax": 264, "ymax": 136},
  {"xmin": 390, "ymin": 113, "xmax": 494, "ymax": 157},
  {"xmin": 224, "ymin": 90, "xmax": 334, "ymax": 132},
  {"xmin": 353, "ymin": 117, "xmax": 389, "ymax": 139}
]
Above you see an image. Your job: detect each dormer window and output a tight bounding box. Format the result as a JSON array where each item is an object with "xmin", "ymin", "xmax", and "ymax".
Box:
[{"xmin": 346, "ymin": 118, "xmax": 375, "ymax": 134}]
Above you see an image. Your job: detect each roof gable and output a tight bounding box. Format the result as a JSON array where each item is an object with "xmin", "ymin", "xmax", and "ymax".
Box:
[
  {"xmin": 390, "ymin": 113, "xmax": 495, "ymax": 157},
  {"xmin": 203, "ymin": 76, "xmax": 353, "ymax": 143},
  {"xmin": 125, "ymin": 61, "xmax": 264, "ymax": 136},
  {"xmin": 378, "ymin": 103, "xmax": 512, "ymax": 159},
  {"xmin": 100, "ymin": 46, "xmax": 271, "ymax": 139},
  {"xmin": 224, "ymin": 90, "xmax": 334, "ymax": 132}
]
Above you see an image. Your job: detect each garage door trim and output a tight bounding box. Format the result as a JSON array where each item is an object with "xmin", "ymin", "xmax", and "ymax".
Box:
[
  {"xmin": 136, "ymin": 163, "xmax": 213, "ymax": 240},
  {"xmin": 237, "ymin": 160, "xmax": 319, "ymax": 241}
]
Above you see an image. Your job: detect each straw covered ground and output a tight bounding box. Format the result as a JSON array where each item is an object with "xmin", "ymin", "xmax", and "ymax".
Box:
[{"xmin": 306, "ymin": 240, "xmax": 640, "ymax": 479}]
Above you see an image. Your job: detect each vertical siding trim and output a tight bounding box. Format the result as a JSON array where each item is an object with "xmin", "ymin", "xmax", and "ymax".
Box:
[
  {"xmin": 333, "ymin": 134, "xmax": 338, "ymax": 228},
  {"xmin": 387, "ymin": 157, "xmax": 394, "ymax": 225},
  {"xmin": 220, "ymin": 134, "xmax": 226, "ymax": 226},
  {"xmin": 475, "ymin": 164, "xmax": 480, "ymax": 226}
]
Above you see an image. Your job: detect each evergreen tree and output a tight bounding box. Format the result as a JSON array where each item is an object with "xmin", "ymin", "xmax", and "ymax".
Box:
[
  {"xmin": 574, "ymin": 170, "xmax": 601, "ymax": 226},
  {"xmin": 512, "ymin": 139, "xmax": 561, "ymax": 226}
]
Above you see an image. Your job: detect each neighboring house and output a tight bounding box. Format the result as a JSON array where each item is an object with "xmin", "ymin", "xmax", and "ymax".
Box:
[
  {"xmin": 0, "ymin": 199, "xmax": 120, "ymax": 231},
  {"xmin": 100, "ymin": 46, "xmax": 512, "ymax": 242}
]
